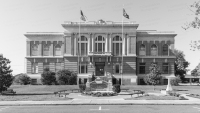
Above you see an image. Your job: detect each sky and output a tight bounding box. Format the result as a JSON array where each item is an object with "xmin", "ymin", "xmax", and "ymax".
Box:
[{"xmin": 0, "ymin": 0, "xmax": 200, "ymax": 75}]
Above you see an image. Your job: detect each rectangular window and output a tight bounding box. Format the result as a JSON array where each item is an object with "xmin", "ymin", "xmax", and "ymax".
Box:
[
  {"xmin": 139, "ymin": 63, "xmax": 145, "ymax": 74},
  {"xmin": 55, "ymin": 63, "xmax": 62, "ymax": 73},
  {"xmin": 31, "ymin": 63, "xmax": 38, "ymax": 74},
  {"xmin": 98, "ymin": 43, "xmax": 102, "ymax": 52},
  {"xmin": 162, "ymin": 63, "xmax": 169, "ymax": 74},
  {"xmin": 115, "ymin": 64, "xmax": 121, "ymax": 74},
  {"xmin": 115, "ymin": 64, "xmax": 120, "ymax": 74},
  {"xmin": 116, "ymin": 43, "xmax": 119, "ymax": 55},
  {"xmin": 81, "ymin": 43, "xmax": 84, "ymax": 55},
  {"xmin": 43, "ymin": 63, "xmax": 49, "ymax": 71},
  {"xmin": 79, "ymin": 64, "xmax": 88, "ymax": 73}
]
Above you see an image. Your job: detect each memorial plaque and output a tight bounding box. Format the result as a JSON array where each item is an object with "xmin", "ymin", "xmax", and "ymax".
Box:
[{"xmin": 90, "ymin": 81, "xmax": 108, "ymax": 91}]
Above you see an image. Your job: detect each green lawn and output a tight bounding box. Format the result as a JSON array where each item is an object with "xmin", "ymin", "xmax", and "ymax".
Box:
[
  {"xmin": 0, "ymin": 85, "xmax": 199, "ymax": 101},
  {"xmin": 0, "ymin": 85, "xmax": 79, "ymax": 101},
  {"xmin": 125, "ymin": 95, "xmax": 181, "ymax": 100},
  {"xmin": 9, "ymin": 85, "xmax": 79, "ymax": 94},
  {"xmin": 121, "ymin": 85, "xmax": 200, "ymax": 94}
]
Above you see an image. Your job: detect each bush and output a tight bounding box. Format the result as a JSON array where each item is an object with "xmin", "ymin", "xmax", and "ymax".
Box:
[
  {"xmin": 57, "ymin": 69, "xmax": 77, "ymax": 85},
  {"xmin": 170, "ymin": 77, "xmax": 181, "ymax": 86},
  {"xmin": 112, "ymin": 84, "xmax": 121, "ymax": 93},
  {"xmin": 41, "ymin": 68, "xmax": 57, "ymax": 85},
  {"xmin": 79, "ymin": 84, "xmax": 86, "ymax": 93},
  {"xmin": 68, "ymin": 73, "xmax": 77, "ymax": 85},
  {"xmin": 14, "ymin": 73, "xmax": 31, "ymax": 85}
]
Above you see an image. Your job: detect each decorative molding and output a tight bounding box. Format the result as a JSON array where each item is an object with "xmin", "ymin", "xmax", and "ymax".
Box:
[{"xmin": 137, "ymin": 56, "xmax": 176, "ymax": 58}]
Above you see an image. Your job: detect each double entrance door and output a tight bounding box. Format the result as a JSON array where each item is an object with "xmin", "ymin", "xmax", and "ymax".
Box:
[{"xmin": 95, "ymin": 62, "xmax": 105, "ymax": 76}]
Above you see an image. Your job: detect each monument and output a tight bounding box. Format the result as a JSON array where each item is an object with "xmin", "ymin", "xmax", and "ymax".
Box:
[{"xmin": 85, "ymin": 72, "xmax": 113, "ymax": 93}]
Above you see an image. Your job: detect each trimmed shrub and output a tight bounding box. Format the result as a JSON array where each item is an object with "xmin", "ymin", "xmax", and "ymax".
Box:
[
  {"xmin": 79, "ymin": 84, "xmax": 86, "ymax": 93},
  {"xmin": 170, "ymin": 77, "xmax": 181, "ymax": 86},
  {"xmin": 13, "ymin": 73, "xmax": 31, "ymax": 85},
  {"xmin": 41, "ymin": 68, "xmax": 57, "ymax": 85},
  {"xmin": 112, "ymin": 84, "xmax": 121, "ymax": 93},
  {"xmin": 57, "ymin": 69, "xmax": 77, "ymax": 85},
  {"xmin": 68, "ymin": 73, "xmax": 77, "ymax": 85}
]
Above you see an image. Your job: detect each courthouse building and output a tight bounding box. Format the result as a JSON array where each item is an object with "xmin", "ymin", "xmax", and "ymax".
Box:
[{"xmin": 25, "ymin": 20, "xmax": 176, "ymax": 85}]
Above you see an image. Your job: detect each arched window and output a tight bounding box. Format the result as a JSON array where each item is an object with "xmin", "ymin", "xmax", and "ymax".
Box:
[
  {"xmin": 163, "ymin": 44, "xmax": 169, "ymax": 56},
  {"xmin": 113, "ymin": 36, "xmax": 122, "ymax": 56},
  {"xmin": 31, "ymin": 44, "xmax": 38, "ymax": 56},
  {"xmin": 151, "ymin": 44, "xmax": 158, "ymax": 56},
  {"xmin": 95, "ymin": 35, "xmax": 105, "ymax": 53},
  {"xmin": 139, "ymin": 44, "xmax": 146, "ymax": 56},
  {"xmin": 78, "ymin": 36, "xmax": 88, "ymax": 56},
  {"xmin": 55, "ymin": 44, "xmax": 61, "ymax": 56},
  {"xmin": 43, "ymin": 44, "xmax": 49, "ymax": 56}
]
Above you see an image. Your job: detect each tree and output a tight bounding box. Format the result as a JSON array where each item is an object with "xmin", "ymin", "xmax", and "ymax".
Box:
[
  {"xmin": 183, "ymin": 1, "xmax": 200, "ymax": 51},
  {"xmin": 0, "ymin": 54, "xmax": 13, "ymax": 93},
  {"xmin": 174, "ymin": 49, "xmax": 190, "ymax": 82},
  {"xmin": 143, "ymin": 63, "xmax": 162, "ymax": 90},
  {"xmin": 183, "ymin": 1, "xmax": 200, "ymax": 30},
  {"xmin": 13, "ymin": 73, "xmax": 31, "ymax": 85},
  {"xmin": 191, "ymin": 63, "xmax": 200, "ymax": 85},
  {"xmin": 41, "ymin": 68, "xmax": 57, "ymax": 85},
  {"xmin": 56, "ymin": 69, "xmax": 77, "ymax": 85}
]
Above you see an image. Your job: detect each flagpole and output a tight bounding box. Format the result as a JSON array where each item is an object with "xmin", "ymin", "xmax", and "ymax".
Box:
[
  {"xmin": 121, "ymin": 5, "xmax": 124, "ymax": 86},
  {"xmin": 78, "ymin": 9, "xmax": 81, "ymax": 80}
]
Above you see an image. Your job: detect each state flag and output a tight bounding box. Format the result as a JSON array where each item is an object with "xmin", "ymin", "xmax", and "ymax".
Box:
[{"xmin": 123, "ymin": 8, "xmax": 129, "ymax": 19}]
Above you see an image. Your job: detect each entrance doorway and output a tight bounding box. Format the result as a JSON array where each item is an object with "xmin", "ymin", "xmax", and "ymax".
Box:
[{"xmin": 95, "ymin": 62, "xmax": 105, "ymax": 76}]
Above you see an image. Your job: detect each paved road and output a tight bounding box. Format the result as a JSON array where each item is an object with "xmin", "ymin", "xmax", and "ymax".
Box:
[{"xmin": 0, "ymin": 105, "xmax": 200, "ymax": 113}]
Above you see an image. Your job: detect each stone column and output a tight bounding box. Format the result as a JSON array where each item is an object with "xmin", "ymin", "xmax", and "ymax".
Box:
[
  {"xmin": 88, "ymin": 33, "xmax": 90, "ymax": 55},
  {"xmin": 49, "ymin": 41, "xmax": 54, "ymax": 56},
  {"xmin": 74, "ymin": 34, "xmax": 76, "ymax": 56},
  {"xmin": 105, "ymin": 34, "xmax": 108, "ymax": 52},
  {"xmin": 65, "ymin": 34, "xmax": 72, "ymax": 56},
  {"xmin": 127, "ymin": 36, "xmax": 129, "ymax": 55},
  {"xmin": 92, "ymin": 34, "xmax": 94, "ymax": 52},
  {"xmin": 109, "ymin": 33, "xmax": 112, "ymax": 52},
  {"xmin": 122, "ymin": 34, "xmax": 125, "ymax": 55},
  {"xmin": 26, "ymin": 41, "xmax": 31, "ymax": 56},
  {"xmin": 38, "ymin": 41, "xmax": 42, "ymax": 56}
]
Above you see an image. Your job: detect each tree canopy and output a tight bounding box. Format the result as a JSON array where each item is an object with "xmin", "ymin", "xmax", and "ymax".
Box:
[
  {"xmin": 191, "ymin": 63, "xmax": 200, "ymax": 77},
  {"xmin": 0, "ymin": 54, "xmax": 13, "ymax": 92},
  {"xmin": 183, "ymin": 1, "xmax": 200, "ymax": 30},
  {"xmin": 174, "ymin": 49, "xmax": 190, "ymax": 82},
  {"xmin": 143, "ymin": 63, "xmax": 162, "ymax": 90}
]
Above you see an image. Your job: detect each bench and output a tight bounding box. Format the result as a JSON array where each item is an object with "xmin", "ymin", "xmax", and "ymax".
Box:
[
  {"xmin": 121, "ymin": 88, "xmax": 130, "ymax": 92},
  {"xmin": 127, "ymin": 90, "xmax": 145, "ymax": 97},
  {"xmin": 70, "ymin": 89, "xmax": 80, "ymax": 93},
  {"xmin": 1, "ymin": 89, "xmax": 16, "ymax": 95},
  {"xmin": 54, "ymin": 90, "xmax": 69, "ymax": 97}
]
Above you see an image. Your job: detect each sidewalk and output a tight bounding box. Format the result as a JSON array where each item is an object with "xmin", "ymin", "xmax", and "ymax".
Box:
[{"xmin": 0, "ymin": 93, "xmax": 200, "ymax": 106}]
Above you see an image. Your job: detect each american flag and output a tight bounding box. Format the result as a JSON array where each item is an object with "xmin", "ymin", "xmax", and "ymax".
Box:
[{"xmin": 80, "ymin": 10, "xmax": 87, "ymax": 21}]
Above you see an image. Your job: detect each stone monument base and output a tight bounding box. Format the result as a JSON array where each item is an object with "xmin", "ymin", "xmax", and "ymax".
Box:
[{"xmin": 161, "ymin": 90, "xmax": 176, "ymax": 95}]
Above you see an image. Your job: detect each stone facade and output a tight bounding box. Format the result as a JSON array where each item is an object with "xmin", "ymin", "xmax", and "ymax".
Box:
[{"xmin": 25, "ymin": 21, "xmax": 176, "ymax": 85}]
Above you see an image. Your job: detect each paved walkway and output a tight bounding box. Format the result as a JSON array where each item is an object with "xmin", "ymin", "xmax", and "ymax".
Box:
[{"xmin": 0, "ymin": 93, "xmax": 200, "ymax": 106}]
